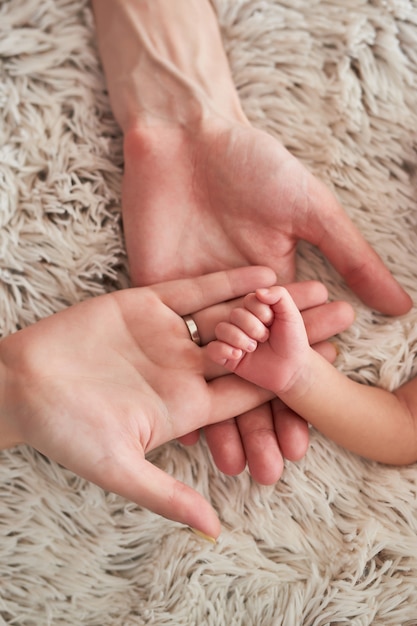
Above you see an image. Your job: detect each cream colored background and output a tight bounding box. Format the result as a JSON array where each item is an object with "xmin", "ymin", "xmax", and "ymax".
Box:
[{"xmin": 1, "ymin": 0, "xmax": 417, "ymax": 623}]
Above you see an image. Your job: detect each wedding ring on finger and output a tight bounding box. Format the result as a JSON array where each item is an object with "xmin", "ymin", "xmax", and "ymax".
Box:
[{"xmin": 183, "ymin": 314, "xmax": 201, "ymax": 346}]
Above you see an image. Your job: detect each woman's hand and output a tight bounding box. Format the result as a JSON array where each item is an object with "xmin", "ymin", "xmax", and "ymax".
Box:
[{"xmin": 0, "ymin": 267, "xmax": 278, "ymax": 539}]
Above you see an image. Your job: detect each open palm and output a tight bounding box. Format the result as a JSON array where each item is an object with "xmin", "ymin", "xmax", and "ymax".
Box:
[
  {"xmin": 121, "ymin": 119, "xmax": 411, "ymax": 483},
  {"xmin": 123, "ymin": 120, "xmax": 410, "ymax": 314},
  {"xmin": 0, "ymin": 268, "xmax": 277, "ymax": 538}
]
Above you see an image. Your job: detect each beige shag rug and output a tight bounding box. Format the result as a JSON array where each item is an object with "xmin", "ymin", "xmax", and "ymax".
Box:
[{"xmin": 1, "ymin": 0, "xmax": 417, "ymax": 624}]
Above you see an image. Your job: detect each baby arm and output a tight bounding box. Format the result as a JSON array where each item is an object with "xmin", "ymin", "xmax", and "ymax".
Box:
[{"xmin": 208, "ymin": 286, "xmax": 417, "ymax": 465}]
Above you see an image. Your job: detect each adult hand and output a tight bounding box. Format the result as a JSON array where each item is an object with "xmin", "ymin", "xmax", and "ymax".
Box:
[
  {"xmin": 122, "ymin": 120, "xmax": 411, "ymax": 316},
  {"xmin": 0, "ymin": 267, "xmax": 279, "ymax": 539},
  {"xmin": 93, "ymin": 0, "xmax": 411, "ymax": 484},
  {"xmin": 122, "ymin": 120, "xmax": 409, "ymax": 482}
]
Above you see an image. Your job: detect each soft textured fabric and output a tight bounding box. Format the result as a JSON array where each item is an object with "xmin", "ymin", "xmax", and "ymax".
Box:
[{"xmin": 1, "ymin": 0, "xmax": 417, "ymax": 624}]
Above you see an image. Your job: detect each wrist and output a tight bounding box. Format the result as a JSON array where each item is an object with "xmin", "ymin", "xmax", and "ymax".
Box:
[
  {"xmin": 120, "ymin": 81, "xmax": 249, "ymax": 137},
  {"xmin": 92, "ymin": 0, "xmax": 249, "ymax": 134},
  {"xmin": 277, "ymin": 348, "xmax": 333, "ymax": 422},
  {"xmin": 277, "ymin": 347, "xmax": 318, "ymax": 401}
]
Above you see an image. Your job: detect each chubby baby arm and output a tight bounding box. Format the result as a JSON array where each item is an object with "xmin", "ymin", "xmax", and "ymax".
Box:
[{"xmin": 209, "ymin": 286, "xmax": 417, "ymax": 465}]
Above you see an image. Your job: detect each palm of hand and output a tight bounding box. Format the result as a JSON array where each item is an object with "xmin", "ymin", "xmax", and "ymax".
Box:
[
  {"xmin": 3, "ymin": 290, "xmax": 214, "ymax": 472},
  {"xmin": 122, "ymin": 122, "xmax": 320, "ymax": 286},
  {"xmin": 0, "ymin": 268, "xmax": 275, "ymax": 536}
]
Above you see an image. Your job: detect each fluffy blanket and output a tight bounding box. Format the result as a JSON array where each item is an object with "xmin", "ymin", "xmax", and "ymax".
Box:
[{"xmin": 1, "ymin": 0, "xmax": 417, "ymax": 624}]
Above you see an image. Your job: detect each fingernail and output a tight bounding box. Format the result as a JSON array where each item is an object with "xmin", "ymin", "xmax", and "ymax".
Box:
[
  {"xmin": 190, "ymin": 528, "xmax": 217, "ymax": 544},
  {"xmin": 330, "ymin": 341, "xmax": 340, "ymax": 356},
  {"xmin": 247, "ymin": 340, "xmax": 257, "ymax": 352}
]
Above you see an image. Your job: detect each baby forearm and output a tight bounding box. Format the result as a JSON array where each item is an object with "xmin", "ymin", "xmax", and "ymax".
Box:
[
  {"xmin": 91, "ymin": 0, "xmax": 247, "ymax": 133},
  {"xmin": 280, "ymin": 349, "xmax": 417, "ymax": 465}
]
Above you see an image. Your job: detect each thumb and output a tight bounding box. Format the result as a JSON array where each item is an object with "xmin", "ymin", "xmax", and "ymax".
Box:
[
  {"xmin": 103, "ymin": 457, "xmax": 221, "ymax": 540},
  {"xmin": 304, "ymin": 176, "xmax": 412, "ymax": 315}
]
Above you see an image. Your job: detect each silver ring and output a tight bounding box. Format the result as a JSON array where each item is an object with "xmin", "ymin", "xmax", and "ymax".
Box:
[{"xmin": 183, "ymin": 315, "xmax": 201, "ymax": 346}]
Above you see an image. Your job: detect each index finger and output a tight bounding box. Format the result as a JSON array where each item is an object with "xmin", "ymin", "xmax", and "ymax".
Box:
[{"xmin": 150, "ymin": 266, "xmax": 277, "ymax": 315}]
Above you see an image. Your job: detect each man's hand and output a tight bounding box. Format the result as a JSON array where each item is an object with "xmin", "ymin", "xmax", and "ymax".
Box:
[
  {"xmin": 122, "ymin": 120, "xmax": 411, "ymax": 317},
  {"xmin": 92, "ymin": 0, "xmax": 411, "ymax": 484},
  {"xmin": 122, "ymin": 121, "xmax": 411, "ymax": 482}
]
